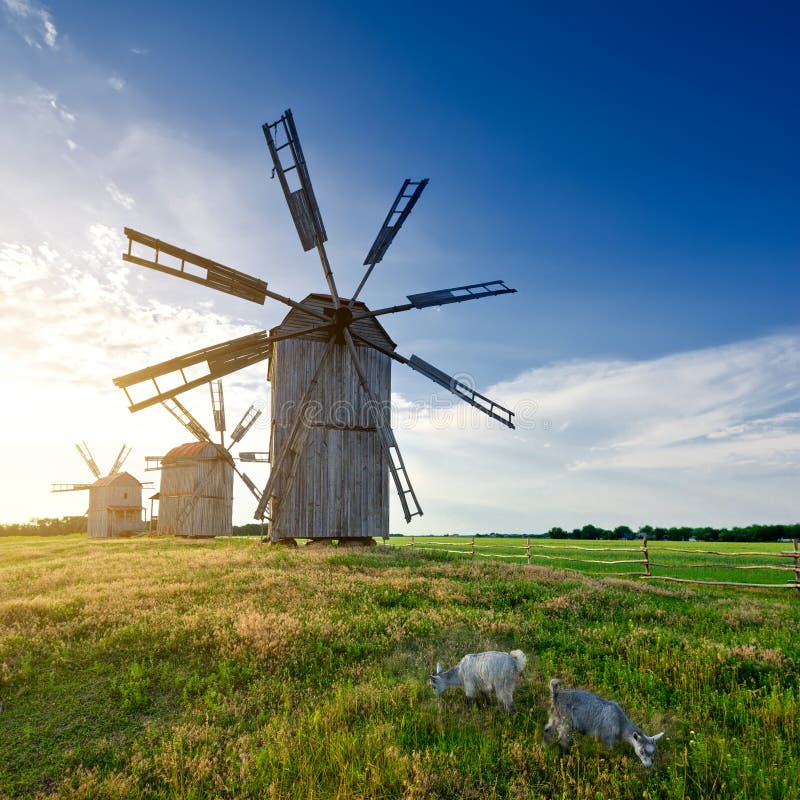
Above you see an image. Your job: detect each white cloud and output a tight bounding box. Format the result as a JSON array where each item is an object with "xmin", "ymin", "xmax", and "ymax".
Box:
[
  {"xmin": 108, "ymin": 75, "xmax": 126, "ymax": 93},
  {"xmin": 387, "ymin": 334, "xmax": 800, "ymax": 532},
  {"xmin": 106, "ymin": 181, "xmax": 135, "ymax": 210},
  {"xmin": 2, "ymin": 0, "xmax": 58, "ymax": 49}
]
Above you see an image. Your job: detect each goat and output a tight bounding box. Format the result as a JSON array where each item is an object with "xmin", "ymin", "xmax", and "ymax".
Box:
[
  {"xmin": 429, "ymin": 650, "xmax": 527, "ymax": 712},
  {"xmin": 544, "ymin": 679, "xmax": 664, "ymax": 767}
]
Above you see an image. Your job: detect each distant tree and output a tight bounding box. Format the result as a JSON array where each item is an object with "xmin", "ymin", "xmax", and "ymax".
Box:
[
  {"xmin": 614, "ymin": 525, "xmax": 634, "ymax": 540},
  {"xmin": 0, "ymin": 515, "xmax": 87, "ymax": 537},
  {"xmin": 580, "ymin": 524, "xmax": 603, "ymax": 540},
  {"xmin": 638, "ymin": 525, "xmax": 654, "ymax": 540},
  {"xmin": 231, "ymin": 523, "xmax": 263, "ymax": 537}
]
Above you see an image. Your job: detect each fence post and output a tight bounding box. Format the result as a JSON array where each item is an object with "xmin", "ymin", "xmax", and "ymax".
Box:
[
  {"xmin": 471, "ymin": 536, "xmax": 475, "ymax": 560},
  {"xmin": 526, "ymin": 536, "xmax": 531, "ymax": 565},
  {"xmin": 642, "ymin": 535, "xmax": 650, "ymax": 577},
  {"xmin": 793, "ymin": 539, "xmax": 799, "ymax": 594},
  {"xmin": 410, "ymin": 536, "xmax": 414, "ymax": 551}
]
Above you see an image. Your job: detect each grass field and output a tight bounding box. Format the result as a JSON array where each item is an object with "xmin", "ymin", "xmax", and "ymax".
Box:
[
  {"xmin": 1, "ymin": 534, "xmax": 798, "ymax": 799},
  {"xmin": 387, "ymin": 537, "xmax": 800, "ymax": 587}
]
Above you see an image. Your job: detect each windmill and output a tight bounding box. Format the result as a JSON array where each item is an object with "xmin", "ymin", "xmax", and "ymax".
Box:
[
  {"xmin": 51, "ymin": 442, "xmax": 146, "ymax": 538},
  {"xmin": 145, "ymin": 381, "xmax": 265, "ymax": 537},
  {"xmin": 113, "ymin": 108, "xmax": 517, "ymax": 544}
]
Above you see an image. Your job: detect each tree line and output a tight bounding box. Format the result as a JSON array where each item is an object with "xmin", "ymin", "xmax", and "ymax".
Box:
[
  {"xmin": 547, "ymin": 523, "xmax": 800, "ymax": 542},
  {"xmin": 2, "ymin": 517, "xmax": 798, "ymax": 542},
  {"xmin": 0, "ymin": 516, "xmax": 89, "ymax": 537}
]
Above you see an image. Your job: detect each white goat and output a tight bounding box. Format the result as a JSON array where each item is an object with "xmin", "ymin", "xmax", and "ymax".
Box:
[
  {"xmin": 429, "ymin": 650, "xmax": 527, "ymax": 712},
  {"xmin": 544, "ymin": 679, "xmax": 664, "ymax": 767}
]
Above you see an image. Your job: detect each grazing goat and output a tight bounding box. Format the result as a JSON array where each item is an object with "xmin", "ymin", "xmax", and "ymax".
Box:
[
  {"xmin": 545, "ymin": 679, "xmax": 664, "ymax": 767},
  {"xmin": 429, "ymin": 650, "xmax": 527, "ymax": 712}
]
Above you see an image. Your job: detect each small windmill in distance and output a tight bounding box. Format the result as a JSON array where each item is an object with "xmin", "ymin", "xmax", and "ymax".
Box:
[
  {"xmin": 51, "ymin": 443, "xmax": 148, "ymax": 538},
  {"xmin": 112, "ymin": 108, "xmax": 518, "ymax": 544},
  {"xmin": 145, "ymin": 381, "xmax": 265, "ymax": 537}
]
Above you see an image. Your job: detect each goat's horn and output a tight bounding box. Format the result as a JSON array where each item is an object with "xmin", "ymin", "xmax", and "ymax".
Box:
[
  {"xmin": 435, "ymin": 662, "xmax": 442, "ymax": 674},
  {"xmin": 649, "ymin": 732, "xmax": 664, "ymax": 742}
]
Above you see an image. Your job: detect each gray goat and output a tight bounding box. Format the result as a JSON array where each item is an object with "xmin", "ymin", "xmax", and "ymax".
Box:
[
  {"xmin": 545, "ymin": 679, "xmax": 664, "ymax": 767},
  {"xmin": 429, "ymin": 650, "xmax": 527, "ymax": 712}
]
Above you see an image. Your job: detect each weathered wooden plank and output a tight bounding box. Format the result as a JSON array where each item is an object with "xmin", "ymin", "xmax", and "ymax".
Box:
[
  {"xmin": 157, "ymin": 445, "xmax": 233, "ymax": 536},
  {"xmin": 269, "ymin": 329, "xmax": 391, "ymax": 539}
]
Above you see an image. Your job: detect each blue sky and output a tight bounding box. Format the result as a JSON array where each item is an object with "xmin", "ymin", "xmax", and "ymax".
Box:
[{"xmin": 1, "ymin": 1, "xmax": 798, "ymax": 530}]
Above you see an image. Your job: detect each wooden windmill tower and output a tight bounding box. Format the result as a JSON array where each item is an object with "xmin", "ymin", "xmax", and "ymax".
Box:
[
  {"xmin": 113, "ymin": 108, "xmax": 517, "ymax": 544},
  {"xmin": 145, "ymin": 382, "xmax": 264, "ymax": 537},
  {"xmin": 51, "ymin": 443, "xmax": 146, "ymax": 538}
]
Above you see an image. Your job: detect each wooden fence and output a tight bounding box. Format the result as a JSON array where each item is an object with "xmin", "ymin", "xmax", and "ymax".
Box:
[{"xmin": 387, "ymin": 536, "xmax": 800, "ymax": 592}]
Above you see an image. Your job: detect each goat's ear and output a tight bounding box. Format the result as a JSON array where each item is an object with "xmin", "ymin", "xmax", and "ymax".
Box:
[
  {"xmin": 632, "ymin": 731, "xmax": 642, "ymax": 742},
  {"xmin": 650, "ymin": 732, "xmax": 664, "ymax": 742},
  {"xmin": 435, "ymin": 662, "xmax": 442, "ymax": 674}
]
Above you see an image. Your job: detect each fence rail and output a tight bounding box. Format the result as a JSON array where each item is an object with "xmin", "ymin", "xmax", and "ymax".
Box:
[{"xmin": 387, "ymin": 536, "xmax": 800, "ymax": 592}]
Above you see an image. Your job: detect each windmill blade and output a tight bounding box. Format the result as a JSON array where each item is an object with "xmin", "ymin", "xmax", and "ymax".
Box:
[
  {"xmin": 75, "ymin": 442, "xmax": 101, "ymax": 479},
  {"xmin": 239, "ymin": 452, "xmax": 269, "ymax": 463},
  {"xmin": 110, "ymin": 444, "xmax": 132, "ymax": 474},
  {"xmin": 161, "ymin": 397, "xmax": 212, "ymax": 443},
  {"xmin": 50, "ymin": 483, "xmax": 92, "ymax": 492},
  {"xmin": 229, "ymin": 460, "xmax": 262, "ymax": 502},
  {"xmin": 239, "ymin": 471, "xmax": 262, "ymax": 501},
  {"xmin": 407, "ymin": 280, "xmax": 517, "ymax": 309},
  {"xmin": 352, "ymin": 178, "xmax": 429, "ymax": 303},
  {"xmin": 229, "ymin": 405, "xmax": 261, "ymax": 446},
  {"xmin": 145, "ymin": 456, "xmax": 165, "ymax": 471},
  {"xmin": 342, "ymin": 330, "xmax": 423, "ymax": 523},
  {"xmin": 113, "ymin": 331, "xmax": 272, "ymax": 413},
  {"xmin": 407, "ymin": 355, "xmax": 515, "ymax": 429},
  {"xmin": 210, "ymin": 381, "xmax": 226, "ymax": 441},
  {"xmin": 262, "ymin": 109, "xmax": 341, "ymax": 307},
  {"xmin": 350, "ymin": 280, "xmax": 518, "ymax": 322},
  {"xmin": 254, "ymin": 337, "xmax": 337, "ymax": 521},
  {"xmin": 346, "ymin": 328, "xmax": 514, "ymax": 430},
  {"xmin": 123, "ymin": 228, "xmax": 268, "ymax": 304},
  {"xmin": 124, "ymin": 226, "xmax": 341, "ymax": 323},
  {"xmin": 262, "ymin": 108, "xmax": 327, "ymax": 252}
]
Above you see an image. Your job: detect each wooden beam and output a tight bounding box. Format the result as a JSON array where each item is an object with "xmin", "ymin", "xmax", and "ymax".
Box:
[
  {"xmin": 113, "ymin": 332, "xmax": 272, "ymax": 412},
  {"xmin": 124, "ymin": 228, "xmax": 268, "ymax": 304}
]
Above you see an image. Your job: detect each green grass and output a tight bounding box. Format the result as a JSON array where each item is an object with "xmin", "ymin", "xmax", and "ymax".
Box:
[
  {"xmin": 388, "ymin": 536, "xmax": 800, "ymax": 588},
  {"xmin": 0, "ymin": 534, "xmax": 798, "ymax": 798}
]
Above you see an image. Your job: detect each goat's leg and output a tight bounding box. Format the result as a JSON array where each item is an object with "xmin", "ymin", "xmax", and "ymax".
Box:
[
  {"xmin": 463, "ymin": 679, "xmax": 477, "ymax": 706},
  {"xmin": 557, "ymin": 723, "xmax": 572, "ymax": 751},
  {"xmin": 497, "ymin": 687, "xmax": 515, "ymax": 713}
]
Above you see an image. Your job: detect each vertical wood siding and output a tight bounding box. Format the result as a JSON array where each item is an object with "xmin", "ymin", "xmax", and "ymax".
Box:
[
  {"xmin": 158, "ymin": 445, "xmax": 234, "ymax": 537},
  {"xmin": 269, "ymin": 336, "xmax": 391, "ymax": 539},
  {"xmin": 87, "ymin": 474, "xmax": 143, "ymax": 538}
]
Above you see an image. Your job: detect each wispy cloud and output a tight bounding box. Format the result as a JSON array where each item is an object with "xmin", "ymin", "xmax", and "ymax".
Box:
[
  {"xmin": 0, "ymin": 227, "xmax": 259, "ymax": 389},
  {"xmin": 106, "ymin": 182, "xmax": 135, "ymax": 210},
  {"xmin": 2, "ymin": 0, "xmax": 58, "ymax": 49},
  {"xmin": 107, "ymin": 75, "xmax": 126, "ymax": 93},
  {"xmin": 389, "ymin": 334, "xmax": 800, "ymax": 531}
]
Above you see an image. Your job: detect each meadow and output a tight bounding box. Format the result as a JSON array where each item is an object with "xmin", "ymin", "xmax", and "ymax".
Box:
[
  {"xmin": 0, "ymin": 534, "xmax": 798, "ymax": 799},
  {"xmin": 387, "ymin": 536, "xmax": 800, "ymax": 587}
]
